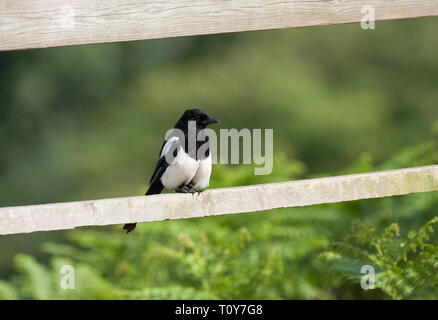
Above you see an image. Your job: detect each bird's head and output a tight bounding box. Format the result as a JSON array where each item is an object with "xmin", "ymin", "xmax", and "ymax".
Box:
[{"xmin": 176, "ymin": 109, "xmax": 220, "ymax": 129}]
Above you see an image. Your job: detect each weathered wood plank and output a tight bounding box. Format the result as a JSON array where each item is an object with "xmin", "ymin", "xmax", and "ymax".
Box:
[
  {"xmin": 0, "ymin": 0, "xmax": 437, "ymax": 51},
  {"xmin": 1, "ymin": 165, "xmax": 437, "ymax": 235}
]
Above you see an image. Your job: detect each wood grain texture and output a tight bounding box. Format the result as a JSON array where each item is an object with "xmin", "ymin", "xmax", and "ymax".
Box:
[
  {"xmin": 1, "ymin": 165, "xmax": 437, "ymax": 235},
  {"xmin": 0, "ymin": 0, "xmax": 437, "ymax": 51}
]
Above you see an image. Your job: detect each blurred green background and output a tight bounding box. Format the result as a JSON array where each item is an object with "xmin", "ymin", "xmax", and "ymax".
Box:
[{"xmin": 0, "ymin": 17, "xmax": 437, "ymax": 299}]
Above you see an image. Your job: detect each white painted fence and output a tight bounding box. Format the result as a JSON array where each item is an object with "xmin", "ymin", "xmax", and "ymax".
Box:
[
  {"xmin": 0, "ymin": 0, "xmax": 437, "ymax": 51},
  {"xmin": 1, "ymin": 166, "xmax": 437, "ymax": 235}
]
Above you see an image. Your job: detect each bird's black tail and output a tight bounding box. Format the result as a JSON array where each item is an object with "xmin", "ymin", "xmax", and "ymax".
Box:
[
  {"xmin": 123, "ymin": 180, "xmax": 165, "ymax": 234},
  {"xmin": 122, "ymin": 223, "xmax": 137, "ymax": 233}
]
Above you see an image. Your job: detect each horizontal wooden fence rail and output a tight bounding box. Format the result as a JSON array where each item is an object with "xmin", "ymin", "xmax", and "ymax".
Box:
[
  {"xmin": 1, "ymin": 165, "xmax": 437, "ymax": 235},
  {"xmin": 0, "ymin": 0, "xmax": 437, "ymax": 51}
]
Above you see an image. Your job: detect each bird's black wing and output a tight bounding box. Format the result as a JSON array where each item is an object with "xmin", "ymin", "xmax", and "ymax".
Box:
[
  {"xmin": 149, "ymin": 140, "xmax": 168, "ymax": 185},
  {"xmin": 146, "ymin": 136, "xmax": 180, "ymax": 194},
  {"xmin": 145, "ymin": 154, "xmax": 167, "ymax": 195}
]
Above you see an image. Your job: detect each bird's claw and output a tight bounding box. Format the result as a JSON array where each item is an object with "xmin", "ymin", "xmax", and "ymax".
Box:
[
  {"xmin": 175, "ymin": 185, "xmax": 206, "ymax": 197},
  {"xmin": 175, "ymin": 187, "xmax": 189, "ymax": 193},
  {"xmin": 175, "ymin": 185, "xmax": 198, "ymax": 195},
  {"xmin": 179, "ymin": 185, "xmax": 206, "ymax": 197}
]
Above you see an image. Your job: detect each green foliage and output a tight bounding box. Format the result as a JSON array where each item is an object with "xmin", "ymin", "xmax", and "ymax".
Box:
[
  {"xmin": 323, "ymin": 217, "xmax": 438, "ymax": 299},
  {"xmin": 1, "ymin": 142, "xmax": 437, "ymax": 300},
  {"xmin": 0, "ymin": 281, "xmax": 18, "ymax": 300}
]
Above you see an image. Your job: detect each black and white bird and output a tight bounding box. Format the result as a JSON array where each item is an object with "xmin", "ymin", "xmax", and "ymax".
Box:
[{"xmin": 123, "ymin": 109, "xmax": 219, "ymax": 233}]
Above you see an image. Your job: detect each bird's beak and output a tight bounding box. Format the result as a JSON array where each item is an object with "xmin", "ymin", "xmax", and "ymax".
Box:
[{"xmin": 203, "ymin": 118, "xmax": 220, "ymax": 125}]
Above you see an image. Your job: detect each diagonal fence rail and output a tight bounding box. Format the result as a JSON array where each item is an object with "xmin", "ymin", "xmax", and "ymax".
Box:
[
  {"xmin": 0, "ymin": 0, "xmax": 438, "ymax": 51},
  {"xmin": 1, "ymin": 165, "xmax": 437, "ymax": 235}
]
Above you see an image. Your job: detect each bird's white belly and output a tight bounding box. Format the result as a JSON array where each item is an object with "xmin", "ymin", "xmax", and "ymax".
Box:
[
  {"xmin": 191, "ymin": 155, "xmax": 212, "ymax": 189},
  {"xmin": 160, "ymin": 147, "xmax": 199, "ymax": 190}
]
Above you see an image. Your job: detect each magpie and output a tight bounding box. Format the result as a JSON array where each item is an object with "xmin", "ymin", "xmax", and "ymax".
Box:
[{"xmin": 123, "ymin": 109, "xmax": 219, "ymax": 233}]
